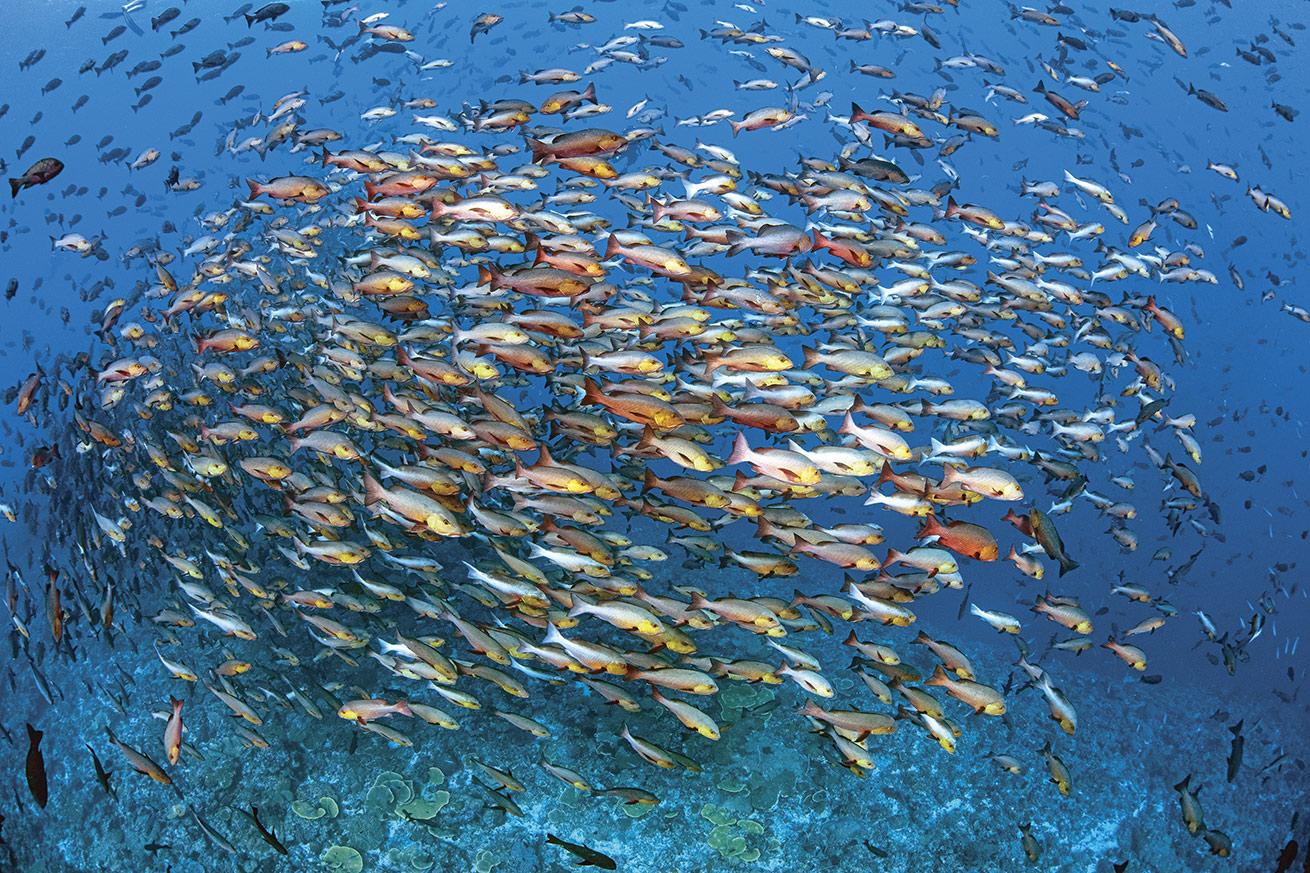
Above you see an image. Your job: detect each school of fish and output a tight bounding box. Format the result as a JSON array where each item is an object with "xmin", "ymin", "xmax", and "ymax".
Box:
[{"xmin": 2, "ymin": 0, "xmax": 1307, "ymax": 869}]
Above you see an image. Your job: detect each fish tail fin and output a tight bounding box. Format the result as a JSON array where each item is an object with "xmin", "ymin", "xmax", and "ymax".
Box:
[
  {"xmin": 246, "ymin": 178, "xmax": 262, "ymax": 199},
  {"xmin": 566, "ymin": 593, "xmax": 593, "ymax": 619},
  {"xmin": 362, "ymin": 472, "xmax": 384, "ymax": 506},
  {"xmin": 526, "ymin": 137, "xmax": 550, "ymax": 163},
  {"xmin": 604, "ymin": 232, "xmax": 621, "ymax": 258},
  {"xmin": 917, "ymin": 513, "xmax": 944, "ymax": 539},
  {"xmin": 726, "ymin": 432, "xmax": 752, "ymax": 466},
  {"xmin": 583, "ymin": 81, "xmax": 597, "ymax": 104}
]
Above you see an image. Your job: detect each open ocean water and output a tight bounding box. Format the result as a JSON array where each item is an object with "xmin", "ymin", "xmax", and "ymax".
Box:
[{"xmin": 0, "ymin": 1, "xmax": 1308, "ymax": 871}]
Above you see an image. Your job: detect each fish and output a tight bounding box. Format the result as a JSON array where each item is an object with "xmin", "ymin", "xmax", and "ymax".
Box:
[
  {"xmin": 1173, "ymin": 774, "xmax": 1204, "ymax": 835},
  {"xmin": 86, "ymin": 744, "xmax": 116, "ymax": 799},
  {"xmin": 545, "ymin": 833, "xmax": 618, "ymax": 869},
  {"xmin": 1019, "ymin": 822, "xmax": 1041, "ymax": 863},
  {"xmin": 1272, "ymin": 840, "xmax": 1298, "ymax": 873},
  {"xmin": 1225, "ymin": 720, "xmax": 1243, "ymax": 782},
  {"xmin": 105, "ymin": 726, "xmax": 171, "ymax": 785},
  {"xmin": 190, "ymin": 808, "xmax": 238, "ymax": 855},
  {"xmin": 470, "ymin": 12, "xmax": 503, "ymax": 42},
  {"xmin": 9, "ymin": 157, "xmax": 64, "ymax": 198},
  {"xmin": 234, "ymin": 806, "xmax": 288, "ymax": 855},
  {"xmin": 1040, "ymin": 741, "xmax": 1072, "ymax": 797},
  {"xmin": 163, "ymin": 697, "xmax": 184, "ymax": 765},
  {"xmin": 25, "ymin": 724, "xmax": 48, "ymax": 808},
  {"xmin": 1027, "ymin": 508, "xmax": 1079, "ymax": 576},
  {"xmin": 245, "ymin": 3, "xmax": 289, "ymax": 27}
]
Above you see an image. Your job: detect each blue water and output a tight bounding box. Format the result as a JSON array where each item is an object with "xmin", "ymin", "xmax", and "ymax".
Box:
[{"xmin": 1, "ymin": 1, "xmax": 1308, "ymax": 871}]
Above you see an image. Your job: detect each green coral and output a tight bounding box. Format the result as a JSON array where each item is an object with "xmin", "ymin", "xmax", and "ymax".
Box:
[
  {"xmin": 364, "ymin": 771, "xmax": 439, "ymax": 819},
  {"xmin": 708, "ymin": 825, "xmax": 736, "ymax": 853},
  {"xmin": 375, "ymin": 771, "xmax": 413, "ymax": 806},
  {"xmin": 704, "ymin": 810, "xmax": 769, "ymax": 864},
  {"xmin": 385, "ymin": 846, "xmax": 434, "ymax": 871},
  {"xmin": 719, "ymin": 683, "xmax": 774, "ymax": 711},
  {"xmin": 321, "ymin": 845, "xmax": 364, "ymax": 873},
  {"xmin": 363, "ymin": 784, "xmax": 395, "ymax": 817},
  {"xmin": 293, "ymin": 795, "xmax": 340, "ymax": 820},
  {"xmin": 718, "ymin": 683, "xmax": 777, "ymax": 725},
  {"xmin": 718, "ymin": 775, "xmax": 748, "ymax": 794},
  {"xmin": 293, "ymin": 800, "xmax": 325, "ymax": 820},
  {"xmin": 700, "ymin": 804, "xmax": 733, "ymax": 826},
  {"xmin": 398, "ymin": 790, "xmax": 449, "ymax": 820}
]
